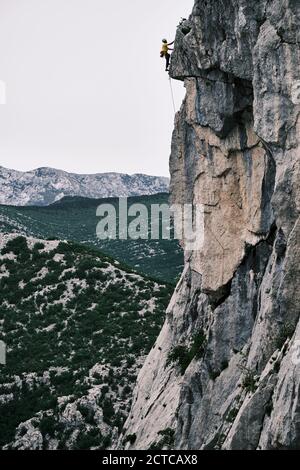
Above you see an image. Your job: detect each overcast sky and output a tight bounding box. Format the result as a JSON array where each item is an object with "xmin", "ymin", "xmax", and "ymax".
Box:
[{"xmin": 0, "ymin": 0, "xmax": 194, "ymax": 177}]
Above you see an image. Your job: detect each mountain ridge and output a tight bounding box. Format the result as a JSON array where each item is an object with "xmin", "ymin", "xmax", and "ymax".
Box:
[{"xmin": 0, "ymin": 166, "xmax": 169, "ymax": 206}]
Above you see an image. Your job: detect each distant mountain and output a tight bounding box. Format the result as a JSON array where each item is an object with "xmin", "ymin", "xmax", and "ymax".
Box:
[{"xmin": 0, "ymin": 166, "xmax": 169, "ymax": 206}]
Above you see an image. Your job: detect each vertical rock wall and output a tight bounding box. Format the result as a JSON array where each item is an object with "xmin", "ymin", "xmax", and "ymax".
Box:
[{"xmin": 121, "ymin": 0, "xmax": 300, "ymax": 450}]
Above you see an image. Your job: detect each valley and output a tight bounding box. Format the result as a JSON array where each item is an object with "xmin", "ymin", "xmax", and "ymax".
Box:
[
  {"xmin": 0, "ymin": 194, "xmax": 183, "ymax": 283},
  {"xmin": 0, "ymin": 234, "xmax": 173, "ymax": 449}
]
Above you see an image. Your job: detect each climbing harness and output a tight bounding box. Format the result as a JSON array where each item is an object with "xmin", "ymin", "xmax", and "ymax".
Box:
[{"xmin": 169, "ymin": 76, "xmax": 176, "ymax": 114}]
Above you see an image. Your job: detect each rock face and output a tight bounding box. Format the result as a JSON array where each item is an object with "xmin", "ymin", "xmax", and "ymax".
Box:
[
  {"xmin": 0, "ymin": 166, "xmax": 169, "ymax": 206},
  {"xmin": 121, "ymin": 0, "xmax": 300, "ymax": 450}
]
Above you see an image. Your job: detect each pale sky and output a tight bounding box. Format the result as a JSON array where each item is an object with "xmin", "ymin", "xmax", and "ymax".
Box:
[{"xmin": 0, "ymin": 0, "xmax": 194, "ymax": 177}]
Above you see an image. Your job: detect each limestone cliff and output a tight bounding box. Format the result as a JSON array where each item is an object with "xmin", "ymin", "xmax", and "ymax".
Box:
[{"xmin": 121, "ymin": 0, "xmax": 300, "ymax": 450}]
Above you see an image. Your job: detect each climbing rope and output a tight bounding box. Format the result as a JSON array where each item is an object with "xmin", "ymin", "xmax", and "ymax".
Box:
[{"xmin": 169, "ymin": 76, "xmax": 176, "ymax": 114}]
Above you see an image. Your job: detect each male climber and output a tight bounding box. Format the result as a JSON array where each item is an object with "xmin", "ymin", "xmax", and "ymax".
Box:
[{"xmin": 160, "ymin": 39, "xmax": 174, "ymax": 72}]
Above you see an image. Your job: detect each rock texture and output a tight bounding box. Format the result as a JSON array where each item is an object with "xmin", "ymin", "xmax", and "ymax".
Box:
[
  {"xmin": 0, "ymin": 166, "xmax": 169, "ymax": 206},
  {"xmin": 121, "ymin": 0, "xmax": 300, "ymax": 450}
]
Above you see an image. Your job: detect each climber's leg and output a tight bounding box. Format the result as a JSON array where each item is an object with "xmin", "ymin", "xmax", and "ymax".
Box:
[{"xmin": 165, "ymin": 53, "xmax": 170, "ymax": 71}]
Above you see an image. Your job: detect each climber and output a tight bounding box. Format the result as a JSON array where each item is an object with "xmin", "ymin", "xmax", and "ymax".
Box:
[{"xmin": 160, "ymin": 39, "xmax": 174, "ymax": 72}]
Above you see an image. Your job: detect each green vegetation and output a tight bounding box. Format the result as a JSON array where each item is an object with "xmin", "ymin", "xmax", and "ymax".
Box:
[
  {"xmin": 275, "ymin": 322, "xmax": 295, "ymax": 350},
  {"xmin": 241, "ymin": 370, "xmax": 257, "ymax": 394},
  {"xmin": 167, "ymin": 330, "xmax": 206, "ymax": 375},
  {"xmin": 209, "ymin": 369, "xmax": 221, "ymax": 381},
  {"xmin": 123, "ymin": 433, "xmax": 137, "ymax": 446},
  {"xmin": 150, "ymin": 428, "xmax": 175, "ymax": 450},
  {"xmin": 0, "ymin": 194, "xmax": 183, "ymax": 283},
  {"xmin": 0, "ymin": 236, "xmax": 173, "ymax": 449},
  {"xmin": 209, "ymin": 359, "xmax": 229, "ymax": 381},
  {"xmin": 226, "ymin": 407, "xmax": 239, "ymax": 423},
  {"xmin": 265, "ymin": 399, "xmax": 274, "ymax": 417},
  {"xmin": 74, "ymin": 429, "xmax": 102, "ymax": 450}
]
